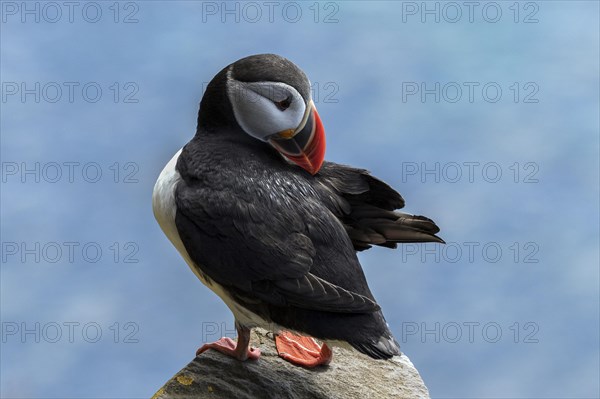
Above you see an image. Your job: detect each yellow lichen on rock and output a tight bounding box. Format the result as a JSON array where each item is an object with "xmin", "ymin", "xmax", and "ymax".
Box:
[
  {"xmin": 176, "ymin": 374, "xmax": 194, "ymax": 386},
  {"xmin": 150, "ymin": 387, "xmax": 165, "ymax": 399}
]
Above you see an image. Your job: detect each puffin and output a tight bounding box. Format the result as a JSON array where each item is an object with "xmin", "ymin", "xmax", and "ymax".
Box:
[{"xmin": 152, "ymin": 54, "xmax": 443, "ymax": 368}]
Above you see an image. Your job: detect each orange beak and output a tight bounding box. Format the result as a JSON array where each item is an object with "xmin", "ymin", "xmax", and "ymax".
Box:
[{"xmin": 269, "ymin": 103, "xmax": 326, "ymax": 175}]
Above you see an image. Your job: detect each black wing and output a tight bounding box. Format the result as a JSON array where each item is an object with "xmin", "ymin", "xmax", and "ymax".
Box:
[
  {"xmin": 314, "ymin": 162, "xmax": 444, "ymax": 251},
  {"xmin": 174, "ymin": 152, "xmax": 380, "ymax": 314}
]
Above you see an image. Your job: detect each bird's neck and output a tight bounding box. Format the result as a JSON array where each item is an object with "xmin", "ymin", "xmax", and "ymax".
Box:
[{"xmin": 183, "ymin": 129, "xmax": 283, "ymax": 177}]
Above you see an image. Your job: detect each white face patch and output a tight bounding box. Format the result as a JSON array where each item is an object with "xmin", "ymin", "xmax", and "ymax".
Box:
[{"xmin": 227, "ymin": 80, "xmax": 307, "ymax": 142}]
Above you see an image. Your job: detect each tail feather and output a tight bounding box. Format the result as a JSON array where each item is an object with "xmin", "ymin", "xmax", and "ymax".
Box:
[{"xmin": 349, "ymin": 334, "xmax": 401, "ymax": 360}]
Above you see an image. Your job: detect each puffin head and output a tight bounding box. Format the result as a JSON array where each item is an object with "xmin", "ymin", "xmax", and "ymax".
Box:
[{"xmin": 198, "ymin": 54, "xmax": 326, "ymax": 175}]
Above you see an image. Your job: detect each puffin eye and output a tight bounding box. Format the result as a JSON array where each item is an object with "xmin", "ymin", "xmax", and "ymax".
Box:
[{"xmin": 274, "ymin": 96, "xmax": 292, "ymax": 111}]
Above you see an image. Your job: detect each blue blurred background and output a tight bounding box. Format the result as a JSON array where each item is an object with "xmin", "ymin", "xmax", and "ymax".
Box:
[{"xmin": 1, "ymin": 1, "xmax": 598, "ymax": 398}]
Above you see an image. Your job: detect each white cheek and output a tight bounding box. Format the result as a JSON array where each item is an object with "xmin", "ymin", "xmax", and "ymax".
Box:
[{"xmin": 228, "ymin": 82, "xmax": 306, "ymax": 141}]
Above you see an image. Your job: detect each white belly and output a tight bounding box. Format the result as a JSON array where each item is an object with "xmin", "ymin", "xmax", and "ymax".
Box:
[{"xmin": 151, "ymin": 149, "xmax": 269, "ymax": 328}]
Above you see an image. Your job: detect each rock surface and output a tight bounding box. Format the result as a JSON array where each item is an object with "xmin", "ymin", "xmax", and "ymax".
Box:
[{"xmin": 152, "ymin": 328, "xmax": 430, "ymax": 399}]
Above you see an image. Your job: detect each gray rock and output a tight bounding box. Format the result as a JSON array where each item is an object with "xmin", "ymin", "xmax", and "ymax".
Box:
[{"xmin": 152, "ymin": 328, "xmax": 430, "ymax": 399}]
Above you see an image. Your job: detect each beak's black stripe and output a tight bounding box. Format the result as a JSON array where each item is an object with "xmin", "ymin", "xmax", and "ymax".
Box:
[{"xmin": 270, "ymin": 110, "xmax": 315, "ymax": 156}]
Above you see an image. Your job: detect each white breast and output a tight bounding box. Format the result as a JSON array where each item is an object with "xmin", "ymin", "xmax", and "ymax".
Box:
[
  {"xmin": 151, "ymin": 149, "xmax": 269, "ymax": 328},
  {"xmin": 152, "ymin": 149, "xmax": 185, "ymax": 257}
]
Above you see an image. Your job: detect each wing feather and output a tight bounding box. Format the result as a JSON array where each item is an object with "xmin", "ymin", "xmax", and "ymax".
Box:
[
  {"xmin": 315, "ymin": 162, "xmax": 444, "ymax": 251},
  {"xmin": 174, "ymin": 158, "xmax": 380, "ymax": 314}
]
